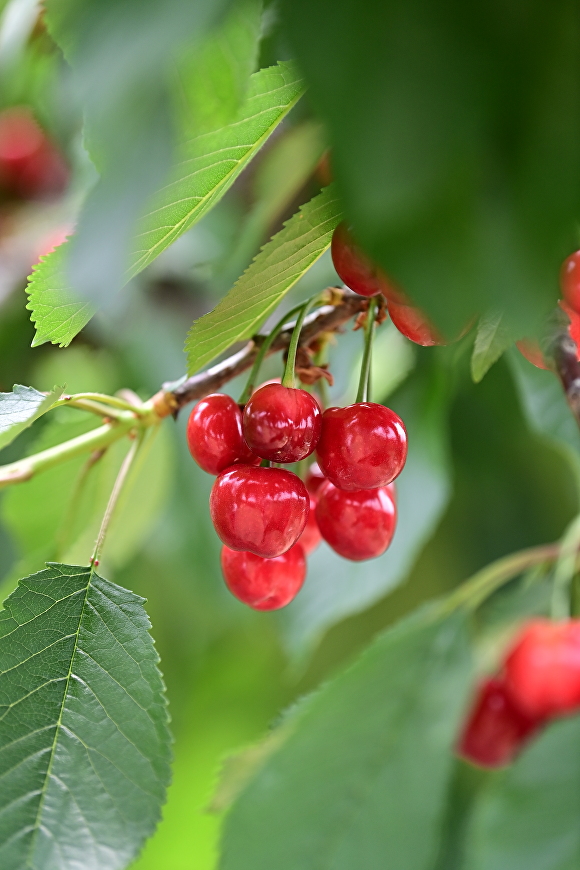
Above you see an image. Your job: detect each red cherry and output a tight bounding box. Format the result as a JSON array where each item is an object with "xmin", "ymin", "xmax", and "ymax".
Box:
[
  {"xmin": 457, "ymin": 678, "xmax": 541, "ymax": 769},
  {"xmin": 331, "ymin": 222, "xmax": 394, "ymax": 298},
  {"xmin": 221, "ymin": 544, "xmax": 306, "ymax": 610},
  {"xmin": 0, "ymin": 107, "xmax": 68, "ymax": 199},
  {"xmin": 299, "ymin": 495, "xmax": 322, "ymax": 555},
  {"xmin": 243, "ymin": 383, "xmax": 322, "ymax": 463},
  {"xmin": 315, "ymin": 480, "xmax": 396, "ymax": 561},
  {"xmin": 210, "ymin": 465, "xmax": 309, "ymax": 558},
  {"xmin": 559, "ymin": 301, "xmax": 580, "ymax": 361},
  {"xmin": 515, "ymin": 338, "xmax": 549, "ymax": 370},
  {"xmin": 387, "ymin": 297, "xmax": 444, "ymax": 346},
  {"xmin": 560, "ymin": 251, "xmax": 580, "ymax": 314},
  {"xmin": 505, "ymin": 619, "xmax": 580, "ymax": 719},
  {"xmin": 187, "ymin": 394, "xmax": 259, "ymax": 475},
  {"xmin": 316, "ymin": 402, "xmax": 407, "ymax": 491},
  {"xmin": 305, "ymin": 461, "xmax": 326, "ymax": 496}
]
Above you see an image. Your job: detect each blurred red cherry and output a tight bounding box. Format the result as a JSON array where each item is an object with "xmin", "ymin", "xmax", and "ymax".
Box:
[
  {"xmin": 0, "ymin": 107, "xmax": 68, "ymax": 199},
  {"xmin": 386, "ymin": 295, "xmax": 444, "ymax": 346},
  {"xmin": 331, "ymin": 222, "xmax": 395, "ymax": 298},
  {"xmin": 560, "ymin": 250, "xmax": 580, "ymax": 315}
]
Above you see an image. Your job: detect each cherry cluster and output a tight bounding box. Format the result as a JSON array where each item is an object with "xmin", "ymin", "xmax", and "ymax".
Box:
[
  {"xmin": 185, "ymin": 221, "xmax": 432, "ymax": 611},
  {"xmin": 459, "ymin": 618, "xmax": 580, "ymax": 768}
]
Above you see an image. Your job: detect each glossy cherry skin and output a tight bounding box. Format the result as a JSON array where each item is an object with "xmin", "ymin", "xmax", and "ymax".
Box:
[
  {"xmin": 243, "ymin": 383, "xmax": 322, "ymax": 463},
  {"xmin": 457, "ymin": 678, "xmax": 541, "ymax": 768},
  {"xmin": 316, "ymin": 402, "xmax": 407, "ymax": 491},
  {"xmin": 505, "ymin": 619, "xmax": 580, "ymax": 719},
  {"xmin": 331, "ymin": 222, "xmax": 394, "ymax": 298},
  {"xmin": 210, "ymin": 465, "xmax": 309, "ymax": 558},
  {"xmin": 221, "ymin": 543, "xmax": 306, "ymax": 610},
  {"xmin": 305, "ymin": 461, "xmax": 326, "ymax": 496},
  {"xmin": 315, "ymin": 480, "xmax": 396, "ymax": 561},
  {"xmin": 561, "ymin": 251, "xmax": 580, "ymax": 314},
  {"xmin": 387, "ymin": 297, "xmax": 444, "ymax": 346},
  {"xmin": 299, "ymin": 495, "xmax": 322, "ymax": 555},
  {"xmin": 187, "ymin": 394, "xmax": 260, "ymax": 475}
]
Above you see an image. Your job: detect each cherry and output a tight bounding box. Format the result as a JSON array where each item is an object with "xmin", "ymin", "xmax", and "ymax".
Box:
[
  {"xmin": 210, "ymin": 465, "xmax": 309, "ymax": 558},
  {"xmin": 187, "ymin": 394, "xmax": 259, "ymax": 475},
  {"xmin": 560, "ymin": 251, "xmax": 580, "ymax": 314},
  {"xmin": 243, "ymin": 383, "xmax": 322, "ymax": 463},
  {"xmin": 559, "ymin": 301, "xmax": 580, "ymax": 361},
  {"xmin": 505, "ymin": 619, "xmax": 580, "ymax": 719},
  {"xmin": 315, "ymin": 480, "xmax": 396, "ymax": 561},
  {"xmin": 299, "ymin": 495, "xmax": 322, "ymax": 555},
  {"xmin": 305, "ymin": 461, "xmax": 326, "ymax": 496},
  {"xmin": 221, "ymin": 543, "xmax": 306, "ymax": 610},
  {"xmin": 0, "ymin": 107, "xmax": 68, "ymax": 199},
  {"xmin": 457, "ymin": 677, "xmax": 541, "ymax": 768},
  {"xmin": 331, "ymin": 222, "xmax": 394, "ymax": 298},
  {"xmin": 515, "ymin": 338, "xmax": 549, "ymax": 370},
  {"xmin": 386, "ymin": 296, "xmax": 444, "ymax": 346},
  {"xmin": 316, "ymin": 402, "xmax": 407, "ymax": 491}
]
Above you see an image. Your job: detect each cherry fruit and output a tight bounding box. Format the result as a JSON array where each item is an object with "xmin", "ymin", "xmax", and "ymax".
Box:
[
  {"xmin": 315, "ymin": 480, "xmax": 396, "ymax": 561},
  {"xmin": 187, "ymin": 394, "xmax": 259, "ymax": 475},
  {"xmin": 316, "ymin": 402, "xmax": 407, "ymax": 491},
  {"xmin": 305, "ymin": 461, "xmax": 326, "ymax": 496},
  {"xmin": 221, "ymin": 544, "xmax": 306, "ymax": 610},
  {"xmin": 457, "ymin": 678, "xmax": 541, "ymax": 768},
  {"xmin": 505, "ymin": 619, "xmax": 580, "ymax": 719},
  {"xmin": 210, "ymin": 465, "xmax": 309, "ymax": 558},
  {"xmin": 386, "ymin": 296, "xmax": 443, "ymax": 346},
  {"xmin": 561, "ymin": 251, "xmax": 580, "ymax": 314},
  {"xmin": 299, "ymin": 495, "xmax": 322, "ymax": 555},
  {"xmin": 243, "ymin": 383, "xmax": 322, "ymax": 463},
  {"xmin": 331, "ymin": 222, "xmax": 393, "ymax": 298},
  {"xmin": 0, "ymin": 107, "xmax": 68, "ymax": 199}
]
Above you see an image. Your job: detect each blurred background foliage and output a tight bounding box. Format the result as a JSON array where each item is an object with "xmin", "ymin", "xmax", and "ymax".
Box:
[{"xmin": 0, "ymin": 0, "xmax": 579, "ymax": 868}]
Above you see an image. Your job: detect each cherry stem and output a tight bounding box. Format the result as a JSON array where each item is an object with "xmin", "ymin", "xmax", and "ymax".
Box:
[
  {"xmin": 90, "ymin": 431, "xmax": 143, "ymax": 567},
  {"xmin": 282, "ymin": 296, "xmax": 320, "ymax": 389},
  {"xmin": 551, "ymin": 513, "xmax": 580, "ymax": 619},
  {"xmin": 356, "ymin": 296, "xmax": 378, "ymax": 403},
  {"xmin": 238, "ymin": 302, "xmax": 308, "ymax": 404}
]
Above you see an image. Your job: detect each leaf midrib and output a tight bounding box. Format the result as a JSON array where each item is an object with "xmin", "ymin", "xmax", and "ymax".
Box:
[{"xmin": 25, "ymin": 564, "xmax": 94, "ymax": 869}]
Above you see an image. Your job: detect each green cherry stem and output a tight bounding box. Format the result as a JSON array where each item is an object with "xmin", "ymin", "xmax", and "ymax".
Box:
[
  {"xmin": 551, "ymin": 513, "xmax": 580, "ymax": 620},
  {"xmin": 356, "ymin": 296, "xmax": 378, "ymax": 403},
  {"xmin": 281, "ymin": 296, "xmax": 320, "ymax": 389},
  {"xmin": 238, "ymin": 302, "xmax": 308, "ymax": 405}
]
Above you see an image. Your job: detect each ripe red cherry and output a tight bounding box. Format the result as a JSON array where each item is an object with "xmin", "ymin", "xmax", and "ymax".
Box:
[
  {"xmin": 210, "ymin": 465, "xmax": 309, "ymax": 558},
  {"xmin": 457, "ymin": 678, "xmax": 541, "ymax": 769},
  {"xmin": 221, "ymin": 544, "xmax": 306, "ymax": 610},
  {"xmin": 305, "ymin": 461, "xmax": 326, "ymax": 496},
  {"xmin": 0, "ymin": 107, "xmax": 68, "ymax": 199},
  {"xmin": 331, "ymin": 222, "xmax": 394, "ymax": 298},
  {"xmin": 243, "ymin": 383, "xmax": 322, "ymax": 463},
  {"xmin": 299, "ymin": 495, "xmax": 322, "ymax": 555},
  {"xmin": 316, "ymin": 402, "xmax": 407, "ymax": 491},
  {"xmin": 315, "ymin": 480, "xmax": 396, "ymax": 561},
  {"xmin": 505, "ymin": 619, "xmax": 580, "ymax": 719},
  {"xmin": 560, "ymin": 251, "xmax": 580, "ymax": 314},
  {"xmin": 187, "ymin": 394, "xmax": 259, "ymax": 475},
  {"xmin": 386, "ymin": 296, "xmax": 444, "ymax": 346}
]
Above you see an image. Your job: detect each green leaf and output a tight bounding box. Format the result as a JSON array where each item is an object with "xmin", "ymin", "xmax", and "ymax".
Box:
[
  {"xmin": 0, "ymin": 563, "xmax": 171, "ymax": 870},
  {"xmin": 186, "ymin": 184, "xmax": 342, "ymax": 375},
  {"xmin": 0, "ymin": 384, "xmax": 62, "ymax": 451},
  {"xmin": 471, "ymin": 312, "xmax": 514, "ymax": 383},
  {"xmin": 464, "ymin": 717, "xmax": 580, "ymax": 870},
  {"xmin": 27, "ymin": 60, "xmax": 305, "ymax": 348},
  {"xmin": 219, "ymin": 608, "xmax": 472, "ymax": 870},
  {"xmin": 282, "ymin": 353, "xmax": 451, "ymax": 658}
]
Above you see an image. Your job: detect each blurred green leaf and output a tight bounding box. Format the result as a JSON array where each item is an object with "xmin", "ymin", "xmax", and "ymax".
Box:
[
  {"xmin": 471, "ymin": 313, "xmax": 513, "ymax": 383},
  {"xmin": 0, "ymin": 563, "xmax": 171, "ymax": 870},
  {"xmin": 220, "ymin": 608, "xmax": 472, "ymax": 870},
  {"xmin": 282, "ymin": 354, "xmax": 450, "ymax": 658},
  {"xmin": 281, "ymin": 0, "xmax": 577, "ymax": 338},
  {"xmin": 0, "ymin": 383, "xmax": 61, "ymax": 450},
  {"xmin": 464, "ymin": 717, "xmax": 580, "ymax": 870},
  {"xmin": 27, "ymin": 60, "xmax": 305, "ymax": 347},
  {"xmin": 186, "ymin": 184, "xmax": 342, "ymax": 375},
  {"xmin": 508, "ymin": 348, "xmax": 580, "ymax": 488}
]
